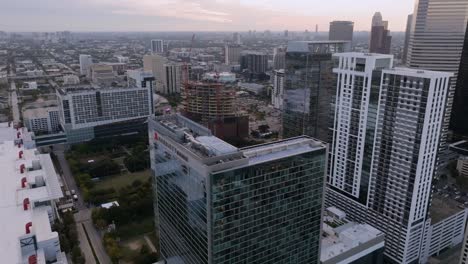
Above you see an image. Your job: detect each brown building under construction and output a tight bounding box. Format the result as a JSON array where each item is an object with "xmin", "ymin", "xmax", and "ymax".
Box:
[{"xmin": 182, "ymin": 81, "xmax": 248, "ymax": 140}]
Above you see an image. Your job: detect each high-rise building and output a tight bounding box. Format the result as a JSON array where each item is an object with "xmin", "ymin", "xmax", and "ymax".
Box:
[
  {"xmin": 143, "ymin": 54, "xmax": 184, "ymax": 94},
  {"xmin": 149, "ymin": 114, "xmax": 327, "ymax": 264},
  {"xmin": 79, "ymin": 54, "xmax": 92, "ymax": 76},
  {"xmin": 232, "ymin": 32, "xmax": 242, "ymax": 44},
  {"xmin": 56, "ymin": 84, "xmax": 153, "ymax": 143},
  {"xmin": 329, "ymin": 21, "xmax": 354, "ymax": 42},
  {"xmin": 151, "ymin": 39, "xmax": 164, "ymax": 53},
  {"xmin": 271, "ymin": 69, "xmax": 284, "ymax": 110},
  {"xmin": 452, "ymin": 21, "xmax": 468, "ymax": 137},
  {"xmin": 127, "ymin": 69, "xmax": 155, "ymax": 89},
  {"xmin": 406, "ymin": 0, "xmax": 468, "ymax": 169},
  {"xmin": 282, "ymin": 41, "xmax": 351, "ymax": 142},
  {"xmin": 240, "ymin": 51, "xmax": 268, "ymax": 74},
  {"xmin": 369, "ymin": 12, "xmax": 392, "ymax": 54},
  {"xmin": 181, "ymin": 82, "xmax": 248, "ymax": 140},
  {"xmin": 224, "ymin": 44, "xmax": 242, "ymax": 65},
  {"xmin": 402, "ymin": 14, "xmax": 413, "ymax": 64},
  {"xmin": 273, "ymin": 47, "xmax": 286, "ymax": 70},
  {"xmin": 327, "ymin": 52, "xmax": 466, "ymax": 263},
  {"xmin": 23, "ymin": 106, "xmax": 60, "ymax": 134}
]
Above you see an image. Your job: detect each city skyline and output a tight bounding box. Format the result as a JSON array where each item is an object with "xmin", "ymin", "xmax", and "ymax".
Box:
[{"xmin": 0, "ymin": 0, "xmax": 414, "ymax": 32}]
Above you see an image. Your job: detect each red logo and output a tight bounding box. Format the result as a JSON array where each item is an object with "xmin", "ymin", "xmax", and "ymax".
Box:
[{"xmin": 154, "ymin": 132, "xmax": 159, "ymax": 140}]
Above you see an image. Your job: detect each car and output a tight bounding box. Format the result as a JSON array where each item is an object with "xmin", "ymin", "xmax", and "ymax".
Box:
[
  {"xmin": 73, "ymin": 194, "xmax": 78, "ymax": 201},
  {"xmin": 71, "ymin": 189, "xmax": 76, "ymax": 195},
  {"xmin": 65, "ymin": 190, "xmax": 71, "ymax": 197}
]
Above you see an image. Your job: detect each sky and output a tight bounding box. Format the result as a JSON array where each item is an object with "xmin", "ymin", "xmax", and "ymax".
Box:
[{"xmin": 0, "ymin": 0, "xmax": 414, "ymax": 32}]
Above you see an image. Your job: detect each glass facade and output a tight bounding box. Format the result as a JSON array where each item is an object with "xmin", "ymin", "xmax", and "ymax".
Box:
[
  {"xmin": 210, "ymin": 150, "xmax": 326, "ymax": 264},
  {"xmin": 150, "ymin": 115, "xmax": 327, "ymax": 264},
  {"xmin": 282, "ymin": 41, "xmax": 349, "ymax": 142}
]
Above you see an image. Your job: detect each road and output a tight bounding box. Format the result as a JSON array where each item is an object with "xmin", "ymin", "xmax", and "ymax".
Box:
[
  {"xmin": 9, "ymin": 82, "xmax": 20, "ymax": 126},
  {"xmin": 54, "ymin": 145, "xmax": 111, "ymax": 264}
]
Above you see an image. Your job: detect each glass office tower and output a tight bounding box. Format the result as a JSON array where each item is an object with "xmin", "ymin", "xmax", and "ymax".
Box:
[
  {"xmin": 282, "ymin": 41, "xmax": 350, "ymax": 142},
  {"xmin": 149, "ymin": 114, "xmax": 327, "ymax": 264}
]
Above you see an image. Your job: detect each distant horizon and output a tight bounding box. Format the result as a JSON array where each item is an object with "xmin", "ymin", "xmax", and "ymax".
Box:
[
  {"xmin": 0, "ymin": 0, "xmax": 414, "ymax": 32},
  {"xmin": 1, "ymin": 30, "xmax": 407, "ymax": 34}
]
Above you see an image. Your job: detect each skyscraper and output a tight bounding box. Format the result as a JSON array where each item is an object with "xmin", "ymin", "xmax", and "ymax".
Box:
[
  {"xmin": 143, "ymin": 54, "xmax": 184, "ymax": 94},
  {"xmin": 369, "ymin": 12, "xmax": 392, "ymax": 54},
  {"xmin": 282, "ymin": 41, "xmax": 350, "ymax": 142},
  {"xmin": 452, "ymin": 21, "xmax": 468, "ymax": 137},
  {"xmin": 329, "ymin": 21, "xmax": 354, "ymax": 42},
  {"xmin": 151, "ymin": 39, "xmax": 164, "ymax": 53},
  {"xmin": 327, "ymin": 52, "xmax": 461, "ymax": 263},
  {"xmin": 271, "ymin": 69, "xmax": 284, "ymax": 110},
  {"xmin": 149, "ymin": 114, "xmax": 327, "ymax": 264},
  {"xmin": 406, "ymin": 0, "xmax": 468, "ymax": 168},
  {"xmin": 224, "ymin": 44, "xmax": 242, "ymax": 65},
  {"xmin": 79, "ymin": 54, "xmax": 92, "ymax": 76},
  {"xmin": 240, "ymin": 51, "xmax": 268, "ymax": 74},
  {"xmin": 273, "ymin": 47, "xmax": 286, "ymax": 70},
  {"xmin": 402, "ymin": 14, "xmax": 413, "ymax": 64}
]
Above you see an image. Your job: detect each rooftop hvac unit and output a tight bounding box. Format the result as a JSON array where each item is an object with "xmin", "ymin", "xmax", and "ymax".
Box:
[{"xmin": 35, "ymin": 176, "xmax": 45, "ymax": 187}]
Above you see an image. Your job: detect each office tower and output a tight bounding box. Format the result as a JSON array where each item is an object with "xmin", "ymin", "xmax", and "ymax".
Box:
[
  {"xmin": 0, "ymin": 123, "xmax": 67, "ymax": 263},
  {"xmin": 327, "ymin": 52, "xmax": 466, "ymax": 263},
  {"xmin": 127, "ymin": 69, "xmax": 155, "ymax": 89},
  {"xmin": 369, "ymin": 12, "xmax": 392, "ymax": 54},
  {"xmin": 273, "ymin": 47, "xmax": 286, "ymax": 70},
  {"xmin": 79, "ymin": 54, "xmax": 92, "ymax": 76},
  {"xmin": 56, "ymin": 84, "xmax": 153, "ymax": 144},
  {"xmin": 406, "ymin": 0, "xmax": 468, "ymax": 169},
  {"xmin": 329, "ymin": 21, "xmax": 354, "ymax": 42},
  {"xmin": 143, "ymin": 54, "xmax": 184, "ymax": 94},
  {"xmin": 182, "ymin": 82, "xmax": 248, "ymax": 140},
  {"xmin": 402, "ymin": 14, "xmax": 413, "ymax": 64},
  {"xmin": 151, "ymin": 39, "xmax": 164, "ymax": 53},
  {"xmin": 452, "ymin": 22, "xmax": 468, "ymax": 137},
  {"xmin": 240, "ymin": 51, "xmax": 268, "ymax": 74},
  {"xmin": 149, "ymin": 114, "xmax": 327, "ymax": 264},
  {"xmin": 282, "ymin": 41, "xmax": 351, "ymax": 142},
  {"xmin": 271, "ymin": 69, "xmax": 284, "ymax": 110},
  {"xmin": 232, "ymin": 32, "xmax": 242, "ymax": 44},
  {"xmin": 224, "ymin": 44, "xmax": 242, "ymax": 65}
]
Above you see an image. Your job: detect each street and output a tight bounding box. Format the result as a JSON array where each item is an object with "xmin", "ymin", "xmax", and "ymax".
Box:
[
  {"xmin": 54, "ymin": 145, "xmax": 111, "ymax": 264},
  {"xmin": 9, "ymin": 82, "xmax": 20, "ymax": 126}
]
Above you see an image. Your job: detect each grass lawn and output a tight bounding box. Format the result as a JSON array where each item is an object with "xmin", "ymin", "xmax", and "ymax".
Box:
[{"xmin": 93, "ymin": 170, "xmax": 152, "ymax": 191}]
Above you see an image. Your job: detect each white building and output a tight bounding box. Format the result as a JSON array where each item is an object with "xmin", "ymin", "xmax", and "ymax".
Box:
[
  {"xmin": 271, "ymin": 69, "xmax": 284, "ymax": 109},
  {"xmin": 0, "ymin": 123, "xmax": 67, "ymax": 264},
  {"xmin": 116, "ymin": 56, "xmax": 129, "ymax": 63},
  {"xmin": 23, "ymin": 107, "xmax": 60, "ymax": 134},
  {"xmin": 327, "ymin": 53, "xmax": 463, "ymax": 263},
  {"xmin": 151, "ymin": 39, "xmax": 164, "ymax": 54},
  {"xmin": 225, "ymin": 44, "xmax": 242, "ymax": 65},
  {"xmin": 62, "ymin": 75, "xmax": 80, "ymax": 85},
  {"xmin": 89, "ymin": 64, "xmax": 116, "ymax": 85},
  {"xmin": 56, "ymin": 85, "xmax": 154, "ymax": 143},
  {"xmin": 127, "ymin": 70, "xmax": 155, "ymax": 89},
  {"xmin": 321, "ymin": 207, "xmax": 385, "ymax": 264},
  {"xmin": 79, "ymin": 54, "xmax": 92, "ymax": 76},
  {"xmin": 202, "ymin": 72, "xmax": 236, "ymax": 83},
  {"xmin": 23, "ymin": 82, "xmax": 38, "ymax": 90}
]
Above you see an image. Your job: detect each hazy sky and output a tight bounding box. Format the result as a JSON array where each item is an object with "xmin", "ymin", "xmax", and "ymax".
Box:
[{"xmin": 0, "ymin": 0, "xmax": 414, "ymax": 32}]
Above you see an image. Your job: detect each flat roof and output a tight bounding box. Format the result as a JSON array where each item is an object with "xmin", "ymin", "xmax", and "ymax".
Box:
[
  {"xmin": 430, "ymin": 194, "xmax": 464, "ymax": 224},
  {"xmin": 242, "ymin": 137, "xmax": 326, "ymax": 166},
  {"xmin": 333, "ymin": 52, "xmax": 394, "ymax": 59},
  {"xmin": 0, "ymin": 123, "xmax": 63, "ymax": 263},
  {"xmin": 23, "ymin": 107, "xmax": 59, "ymax": 119},
  {"xmin": 383, "ymin": 67, "xmax": 454, "ymax": 78}
]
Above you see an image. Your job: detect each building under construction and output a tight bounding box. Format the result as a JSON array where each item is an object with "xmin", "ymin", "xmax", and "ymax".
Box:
[{"xmin": 182, "ymin": 81, "xmax": 248, "ymax": 140}]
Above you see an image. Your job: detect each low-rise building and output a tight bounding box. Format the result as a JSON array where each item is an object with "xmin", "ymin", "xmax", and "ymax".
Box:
[
  {"xmin": 321, "ymin": 207, "xmax": 385, "ymax": 264},
  {"xmin": 23, "ymin": 107, "xmax": 60, "ymax": 134}
]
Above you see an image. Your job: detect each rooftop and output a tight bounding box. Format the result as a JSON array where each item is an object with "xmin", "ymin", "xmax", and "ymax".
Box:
[
  {"xmin": 450, "ymin": 140, "xmax": 468, "ymax": 156},
  {"xmin": 383, "ymin": 67, "xmax": 454, "ymax": 78},
  {"xmin": 430, "ymin": 193, "xmax": 464, "ymax": 224},
  {"xmin": 321, "ymin": 207, "xmax": 385, "ymax": 263},
  {"xmin": 287, "ymin": 40, "xmax": 351, "ymax": 53},
  {"xmin": 23, "ymin": 106, "xmax": 59, "ymax": 119},
  {"xmin": 333, "ymin": 52, "xmax": 394, "ymax": 59},
  {"xmin": 0, "ymin": 123, "xmax": 63, "ymax": 263}
]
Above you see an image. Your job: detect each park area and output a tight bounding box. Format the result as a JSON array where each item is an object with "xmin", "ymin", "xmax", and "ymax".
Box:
[{"xmin": 66, "ymin": 134, "xmax": 159, "ymax": 263}]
